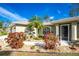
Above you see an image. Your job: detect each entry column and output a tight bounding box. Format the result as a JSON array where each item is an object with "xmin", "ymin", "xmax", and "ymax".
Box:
[
  {"xmin": 71, "ymin": 22, "xmax": 77, "ymax": 41},
  {"xmin": 56, "ymin": 24, "xmax": 59, "ymax": 38}
]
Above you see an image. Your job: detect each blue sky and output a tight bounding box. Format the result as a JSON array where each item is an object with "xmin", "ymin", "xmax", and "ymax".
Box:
[{"xmin": 0, "ymin": 3, "xmax": 75, "ymax": 22}]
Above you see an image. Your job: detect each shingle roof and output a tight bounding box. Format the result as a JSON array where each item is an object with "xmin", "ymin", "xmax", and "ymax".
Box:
[
  {"xmin": 12, "ymin": 16, "xmax": 79, "ymax": 26},
  {"xmin": 51, "ymin": 16, "xmax": 79, "ymax": 24}
]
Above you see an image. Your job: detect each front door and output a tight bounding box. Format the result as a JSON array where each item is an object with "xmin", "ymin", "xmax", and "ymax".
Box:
[{"xmin": 60, "ymin": 24, "xmax": 70, "ymax": 41}]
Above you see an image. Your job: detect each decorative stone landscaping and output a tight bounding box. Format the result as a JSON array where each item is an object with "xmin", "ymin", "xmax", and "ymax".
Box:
[
  {"xmin": 0, "ymin": 33, "xmax": 79, "ymax": 56},
  {"xmin": 0, "ymin": 39, "xmax": 79, "ymax": 53}
]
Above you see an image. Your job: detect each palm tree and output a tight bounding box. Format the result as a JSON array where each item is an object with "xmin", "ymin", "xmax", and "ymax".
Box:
[
  {"xmin": 0, "ymin": 21, "xmax": 3, "ymax": 28},
  {"xmin": 69, "ymin": 3, "xmax": 79, "ymax": 17},
  {"xmin": 44, "ymin": 15, "xmax": 50, "ymax": 22},
  {"xmin": 44, "ymin": 15, "xmax": 53, "ymax": 22},
  {"xmin": 27, "ymin": 15, "xmax": 44, "ymax": 37},
  {"xmin": 0, "ymin": 21, "xmax": 3, "ymax": 34}
]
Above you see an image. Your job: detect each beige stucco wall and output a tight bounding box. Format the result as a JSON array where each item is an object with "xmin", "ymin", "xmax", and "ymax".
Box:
[
  {"xmin": 15, "ymin": 26, "xmax": 26, "ymax": 32},
  {"xmin": 51, "ymin": 26, "xmax": 56, "ymax": 35}
]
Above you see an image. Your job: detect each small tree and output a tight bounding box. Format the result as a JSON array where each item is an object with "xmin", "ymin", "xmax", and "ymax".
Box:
[{"xmin": 27, "ymin": 16, "xmax": 44, "ymax": 37}]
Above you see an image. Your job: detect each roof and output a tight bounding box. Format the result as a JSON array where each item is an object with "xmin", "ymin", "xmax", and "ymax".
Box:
[
  {"xmin": 43, "ymin": 22, "xmax": 52, "ymax": 25},
  {"xmin": 51, "ymin": 16, "xmax": 79, "ymax": 24},
  {"xmin": 12, "ymin": 21, "xmax": 30, "ymax": 25},
  {"xmin": 12, "ymin": 21, "xmax": 53, "ymax": 26},
  {"xmin": 12, "ymin": 16, "xmax": 79, "ymax": 26}
]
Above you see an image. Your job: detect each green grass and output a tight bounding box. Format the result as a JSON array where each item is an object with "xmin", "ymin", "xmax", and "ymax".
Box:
[{"xmin": 0, "ymin": 32, "xmax": 7, "ymax": 36}]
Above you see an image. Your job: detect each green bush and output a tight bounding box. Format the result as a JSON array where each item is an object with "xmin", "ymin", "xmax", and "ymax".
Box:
[
  {"xmin": 0, "ymin": 32, "xmax": 7, "ymax": 36},
  {"xmin": 0, "ymin": 32, "xmax": 2, "ymax": 36},
  {"xmin": 31, "ymin": 46, "xmax": 35, "ymax": 49},
  {"xmin": 33, "ymin": 37, "xmax": 43, "ymax": 40},
  {"xmin": 2, "ymin": 32, "xmax": 7, "ymax": 35}
]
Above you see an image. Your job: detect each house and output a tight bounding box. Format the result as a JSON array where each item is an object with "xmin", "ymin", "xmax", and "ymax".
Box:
[{"xmin": 10, "ymin": 16, "xmax": 79, "ymax": 43}]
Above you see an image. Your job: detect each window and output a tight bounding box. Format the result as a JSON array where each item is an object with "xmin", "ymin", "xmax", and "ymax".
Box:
[
  {"xmin": 77, "ymin": 23, "xmax": 79, "ymax": 39},
  {"xmin": 43, "ymin": 27, "xmax": 50, "ymax": 34}
]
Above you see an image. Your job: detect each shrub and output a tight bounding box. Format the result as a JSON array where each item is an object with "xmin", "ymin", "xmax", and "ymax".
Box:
[
  {"xmin": 0, "ymin": 46, "xmax": 2, "ymax": 50},
  {"xmin": 44, "ymin": 32, "xmax": 59, "ymax": 49},
  {"xmin": 36, "ymin": 49, "xmax": 40, "ymax": 52},
  {"xmin": 33, "ymin": 36, "xmax": 43, "ymax": 40},
  {"xmin": 2, "ymin": 32, "xmax": 7, "ymax": 35},
  {"xmin": 6, "ymin": 32, "xmax": 26, "ymax": 49},
  {"xmin": 30, "ymin": 46, "xmax": 35, "ymax": 49},
  {"xmin": 0, "ymin": 31, "xmax": 7, "ymax": 36}
]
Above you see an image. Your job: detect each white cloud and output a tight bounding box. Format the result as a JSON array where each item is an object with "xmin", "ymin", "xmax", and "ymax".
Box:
[
  {"xmin": 0, "ymin": 7, "xmax": 28, "ymax": 21},
  {"xmin": 49, "ymin": 16, "xmax": 54, "ymax": 19},
  {"xmin": 57, "ymin": 10, "xmax": 61, "ymax": 14},
  {"xmin": 0, "ymin": 13, "xmax": 13, "ymax": 20}
]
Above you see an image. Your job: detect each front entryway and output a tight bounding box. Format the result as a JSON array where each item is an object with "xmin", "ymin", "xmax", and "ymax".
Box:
[{"xmin": 60, "ymin": 24, "xmax": 70, "ymax": 42}]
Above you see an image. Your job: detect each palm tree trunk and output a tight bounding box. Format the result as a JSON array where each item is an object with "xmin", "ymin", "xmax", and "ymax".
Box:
[{"xmin": 34, "ymin": 28, "xmax": 38, "ymax": 37}]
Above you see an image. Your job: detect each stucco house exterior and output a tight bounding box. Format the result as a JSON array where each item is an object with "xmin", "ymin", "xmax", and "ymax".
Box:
[{"xmin": 10, "ymin": 16, "xmax": 79, "ymax": 43}]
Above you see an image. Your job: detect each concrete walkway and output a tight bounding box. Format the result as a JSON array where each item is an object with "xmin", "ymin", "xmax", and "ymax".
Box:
[
  {"xmin": 0, "ymin": 35, "xmax": 8, "ymax": 48},
  {"xmin": 0, "ymin": 35, "xmax": 7, "ymax": 41},
  {"xmin": 24, "ymin": 41, "xmax": 45, "ymax": 47},
  {"xmin": 60, "ymin": 40, "xmax": 69, "ymax": 46}
]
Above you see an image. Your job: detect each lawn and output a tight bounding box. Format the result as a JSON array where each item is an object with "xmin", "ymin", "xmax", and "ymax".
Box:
[{"xmin": 0, "ymin": 51, "xmax": 79, "ymax": 56}]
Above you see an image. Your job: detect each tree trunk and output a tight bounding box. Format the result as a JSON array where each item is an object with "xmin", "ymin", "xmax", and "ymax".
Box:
[{"xmin": 34, "ymin": 28, "xmax": 38, "ymax": 37}]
